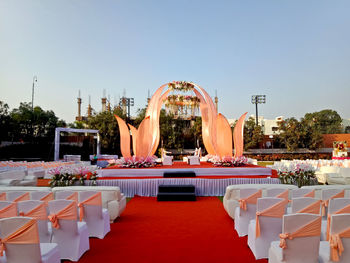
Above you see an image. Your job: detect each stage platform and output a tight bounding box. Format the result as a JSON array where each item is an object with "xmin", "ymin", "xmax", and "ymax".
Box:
[{"xmin": 92, "ymin": 162, "xmax": 280, "ymax": 197}]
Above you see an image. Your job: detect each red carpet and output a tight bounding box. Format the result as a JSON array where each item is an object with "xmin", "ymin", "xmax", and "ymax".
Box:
[{"xmin": 72, "ymin": 196, "xmax": 267, "ymax": 263}]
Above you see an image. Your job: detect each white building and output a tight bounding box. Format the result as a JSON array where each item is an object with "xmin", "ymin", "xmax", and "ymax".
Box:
[{"xmin": 227, "ymin": 116, "xmax": 283, "ymax": 136}]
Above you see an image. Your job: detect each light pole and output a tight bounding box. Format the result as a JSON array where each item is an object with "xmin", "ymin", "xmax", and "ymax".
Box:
[
  {"xmin": 31, "ymin": 76, "xmax": 37, "ymax": 111},
  {"xmin": 251, "ymin": 95, "xmax": 266, "ymax": 126}
]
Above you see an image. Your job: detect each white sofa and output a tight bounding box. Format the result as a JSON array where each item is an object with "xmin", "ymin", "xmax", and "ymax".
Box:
[
  {"xmin": 315, "ymin": 166, "xmax": 341, "ymax": 184},
  {"xmin": 52, "ymin": 186, "xmax": 126, "ymax": 222},
  {"xmin": 223, "ymin": 184, "xmax": 298, "ymax": 220},
  {"xmin": 325, "ymin": 167, "xmax": 350, "ymax": 185},
  {"xmin": 0, "ymin": 186, "xmax": 51, "ymax": 192},
  {"xmin": 0, "ymin": 170, "xmax": 37, "ymax": 186}
]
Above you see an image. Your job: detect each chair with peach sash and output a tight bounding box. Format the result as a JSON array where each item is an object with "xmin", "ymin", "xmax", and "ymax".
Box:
[
  {"xmin": 322, "ymin": 198, "xmax": 350, "ymax": 242},
  {"xmin": 48, "ymin": 199, "xmax": 89, "ymax": 261},
  {"xmin": 31, "ymin": 191, "xmax": 54, "ymax": 206},
  {"xmin": 266, "ymin": 188, "xmax": 290, "ymax": 214},
  {"xmin": 0, "ymin": 201, "xmax": 17, "ymax": 218},
  {"xmin": 268, "ymin": 213, "xmax": 322, "ymax": 263},
  {"xmin": 54, "ymin": 190, "xmax": 78, "ymax": 203},
  {"xmin": 0, "ymin": 193, "xmax": 6, "ymax": 201},
  {"xmin": 291, "ymin": 188, "xmax": 315, "ymax": 199},
  {"xmin": 0, "ymin": 217, "xmax": 60, "ymax": 263},
  {"xmin": 234, "ymin": 188, "xmax": 262, "ymax": 237},
  {"xmin": 6, "ymin": 191, "xmax": 30, "ymax": 203},
  {"xmin": 319, "ymin": 214, "xmax": 350, "ymax": 263},
  {"xmin": 290, "ymin": 197, "xmax": 322, "ymax": 215},
  {"xmin": 247, "ymin": 197, "xmax": 287, "ymax": 259},
  {"xmin": 17, "ymin": 200, "xmax": 51, "ymax": 243},
  {"xmin": 78, "ymin": 191, "xmax": 110, "ymax": 239},
  {"xmin": 321, "ymin": 189, "xmax": 345, "ymax": 217}
]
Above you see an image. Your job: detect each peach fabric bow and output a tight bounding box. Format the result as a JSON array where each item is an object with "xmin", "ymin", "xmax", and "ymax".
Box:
[
  {"xmin": 0, "ymin": 219, "xmax": 39, "ymax": 256},
  {"xmin": 13, "ymin": 192, "xmax": 30, "ymax": 203},
  {"xmin": 0, "ymin": 203, "xmax": 17, "ymax": 218},
  {"xmin": 255, "ymin": 199, "xmax": 286, "ymax": 238},
  {"xmin": 78, "ymin": 192, "xmax": 102, "ymax": 221},
  {"xmin": 19, "ymin": 202, "xmax": 47, "ymax": 220},
  {"xmin": 326, "ymin": 204, "xmax": 350, "ymax": 241},
  {"xmin": 330, "ymin": 226, "xmax": 350, "ymax": 261},
  {"xmin": 48, "ymin": 201, "xmax": 77, "ymax": 229},
  {"xmin": 296, "ymin": 200, "xmax": 322, "ymax": 214},
  {"xmin": 0, "ymin": 193, "xmax": 6, "ymax": 201},
  {"xmin": 238, "ymin": 190, "xmax": 262, "ymax": 211},
  {"xmin": 322, "ymin": 190, "xmax": 345, "ymax": 216},
  {"xmin": 40, "ymin": 192, "xmax": 54, "ymax": 206},
  {"xmin": 279, "ymin": 216, "xmax": 321, "ymax": 249}
]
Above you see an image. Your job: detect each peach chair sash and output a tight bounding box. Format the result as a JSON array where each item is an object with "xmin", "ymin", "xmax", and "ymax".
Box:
[
  {"xmin": 322, "ymin": 190, "xmax": 345, "ymax": 216},
  {"xmin": 19, "ymin": 203, "xmax": 47, "ymax": 220},
  {"xmin": 255, "ymin": 199, "xmax": 286, "ymax": 238},
  {"xmin": 40, "ymin": 192, "xmax": 54, "ymax": 205},
  {"xmin": 0, "ymin": 219, "xmax": 39, "ymax": 256},
  {"xmin": 0, "ymin": 203, "xmax": 17, "ymax": 218},
  {"xmin": 330, "ymin": 226, "xmax": 350, "ymax": 261},
  {"xmin": 66, "ymin": 192, "xmax": 78, "ymax": 203},
  {"xmin": 78, "ymin": 192, "xmax": 102, "ymax": 221},
  {"xmin": 296, "ymin": 200, "xmax": 322, "ymax": 214},
  {"xmin": 13, "ymin": 192, "xmax": 30, "ymax": 203},
  {"xmin": 279, "ymin": 216, "xmax": 321, "ymax": 249},
  {"xmin": 326, "ymin": 204, "xmax": 350, "ymax": 241},
  {"xmin": 238, "ymin": 190, "xmax": 262, "ymax": 211},
  {"xmin": 0, "ymin": 193, "xmax": 6, "ymax": 201},
  {"xmin": 276, "ymin": 190, "xmax": 289, "ymax": 203},
  {"xmin": 48, "ymin": 201, "xmax": 77, "ymax": 229},
  {"xmin": 303, "ymin": 189, "xmax": 315, "ymax": 198}
]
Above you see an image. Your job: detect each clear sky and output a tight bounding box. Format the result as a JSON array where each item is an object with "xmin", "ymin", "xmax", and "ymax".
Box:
[{"xmin": 1, "ymin": 0, "xmax": 349, "ymax": 123}]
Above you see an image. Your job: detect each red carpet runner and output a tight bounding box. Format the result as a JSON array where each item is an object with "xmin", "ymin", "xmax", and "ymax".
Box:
[{"xmin": 74, "ymin": 196, "xmax": 268, "ymax": 263}]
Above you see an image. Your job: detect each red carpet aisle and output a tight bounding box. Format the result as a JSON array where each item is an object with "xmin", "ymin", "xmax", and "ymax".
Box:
[{"xmin": 72, "ymin": 196, "xmax": 267, "ymax": 263}]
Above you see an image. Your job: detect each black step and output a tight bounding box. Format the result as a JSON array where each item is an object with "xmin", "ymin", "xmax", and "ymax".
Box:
[
  {"xmin": 158, "ymin": 184, "xmax": 195, "ymax": 193},
  {"xmin": 157, "ymin": 193, "xmax": 196, "ymax": 201},
  {"xmin": 163, "ymin": 171, "xmax": 196, "ymax": 178}
]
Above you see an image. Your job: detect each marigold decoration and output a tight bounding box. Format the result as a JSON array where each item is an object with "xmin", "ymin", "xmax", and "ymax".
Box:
[
  {"xmin": 277, "ymin": 163, "xmax": 316, "ymax": 188},
  {"xmin": 48, "ymin": 166, "xmax": 98, "ymax": 187}
]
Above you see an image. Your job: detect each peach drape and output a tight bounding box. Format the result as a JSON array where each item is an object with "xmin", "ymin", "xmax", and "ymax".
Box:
[
  {"xmin": 255, "ymin": 199, "xmax": 286, "ymax": 238},
  {"xmin": 114, "ymin": 115, "xmax": 131, "ymax": 158},
  {"xmin": 19, "ymin": 202, "xmax": 47, "ymax": 220},
  {"xmin": 0, "ymin": 203, "xmax": 17, "ymax": 218},
  {"xmin": 326, "ymin": 204, "xmax": 350, "ymax": 241},
  {"xmin": 0, "ymin": 193, "xmax": 6, "ymax": 201},
  {"xmin": 330, "ymin": 226, "xmax": 350, "ymax": 261},
  {"xmin": 304, "ymin": 190, "xmax": 315, "ymax": 198},
  {"xmin": 13, "ymin": 192, "xmax": 30, "ymax": 203},
  {"xmin": 279, "ymin": 216, "xmax": 321, "ymax": 249},
  {"xmin": 0, "ymin": 218, "xmax": 39, "ymax": 256},
  {"xmin": 239, "ymin": 190, "xmax": 262, "ymax": 211},
  {"xmin": 78, "ymin": 192, "xmax": 102, "ymax": 221},
  {"xmin": 216, "ymin": 114, "xmax": 233, "ymax": 158},
  {"xmin": 296, "ymin": 200, "xmax": 322, "ymax": 214},
  {"xmin": 322, "ymin": 190, "xmax": 345, "ymax": 216},
  {"xmin": 233, "ymin": 112, "xmax": 248, "ymax": 158},
  {"xmin": 128, "ymin": 124, "xmax": 138, "ymax": 156},
  {"xmin": 66, "ymin": 192, "xmax": 78, "ymax": 203},
  {"xmin": 276, "ymin": 190, "xmax": 289, "ymax": 204},
  {"xmin": 40, "ymin": 192, "xmax": 54, "ymax": 206},
  {"xmin": 48, "ymin": 201, "xmax": 77, "ymax": 229}
]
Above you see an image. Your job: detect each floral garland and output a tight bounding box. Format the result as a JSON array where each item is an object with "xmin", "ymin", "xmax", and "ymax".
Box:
[
  {"xmin": 168, "ymin": 81, "xmax": 194, "ymax": 92},
  {"xmin": 114, "ymin": 156, "xmax": 157, "ymax": 168},
  {"xmin": 212, "ymin": 156, "xmax": 248, "ymax": 167},
  {"xmin": 48, "ymin": 166, "xmax": 98, "ymax": 187},
  {"xmin": 277, "ymin": 163, "xmax": 316, "ymax": 188},
  {"xmin": 333, "ymin": 141, "xmax": 347, "ymax": 152},
  {"xmin": 165, "ymin": 95, "xmax": 200, "ymax": 107}
]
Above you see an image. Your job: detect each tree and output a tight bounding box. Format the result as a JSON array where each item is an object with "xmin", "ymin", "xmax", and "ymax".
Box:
[
  {"xmin": 303, "ymin": 109, "xmax": 342, "ymax": 134},
  {"xmin": 277, "ymin": 118, "xmax": 303, "ymax": 151},
  {"xmin": 0, "ymin": 101, "xmax": 10, "ymax": 142},
  {"xmin": 242, "ymin": 117, "xmax": 264, "ymax": 150}
]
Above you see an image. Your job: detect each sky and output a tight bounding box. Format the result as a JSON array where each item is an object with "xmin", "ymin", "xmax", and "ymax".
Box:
[{"xmin": 1, "ymin": 0, "xmax": 350, "ymax": 123}]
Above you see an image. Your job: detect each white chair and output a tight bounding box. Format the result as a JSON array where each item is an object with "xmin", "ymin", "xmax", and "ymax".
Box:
[
  {"xmin": 17, "ymin": 200, "xmax": 51, "ymax": 243},
  {"xmin": 6, "ymin": 191, "xmax": 30, "ymax": 202},
  {"xmin": 54, "ymin": 190, "xmax": 78, "ymax": 203},
  {"xmin": 268, "ymin": 213, "xmax": 322, "ymax": 263},
  {"xmin": 31, "ymin": 191, "xmax": 54, "ymax": 204},
  {"xmin": 290, "ymin": 197, "xmax": 322, "ymax": 215},
  {"xmin": 161, "ymin": 149, "xmax": 173, "ymax": 166},
  {"xmin": 0, "ymin": 217, "xmax": 60, "ymax": 263},
  {"xmin": 48, "ymin": 200, "xmax": 89, "ymax": 261},
  {"xmin": 187, "ymin": 148, "xmax": 201, "ymax": 165},
  {"xmin": 234, "ymin": 188, "xmax": 261, "ymax": 237},
  {"xmin": 291, "ymin": 188, "xmax": 315, "ymax": 199},
  {"xmin": 247, "ymin": 197, "xmax": 286, "ymax": 259},
  {"xmin": 0, "ymin": 201, "xmax": 17, "ymax": 218},
  {"xmin": 78, "ymin": 191, "xmax": 110, "ymax": 239},
  {"xmin": 319, "ymin": 214, "xmax": 350, "ymax": 263},
  {"xmin": 321, "ymin": 189, "xmax": 345, "ymax": 217}
]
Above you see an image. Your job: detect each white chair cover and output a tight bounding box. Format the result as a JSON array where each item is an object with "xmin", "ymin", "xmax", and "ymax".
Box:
[
  {"xmin": 17, "ymin": 200, "xmax": 52, "ymax": 243},
  {"xmin": 0, "ymin": 216, "xmax": 60, "ymax": 263},
  {"xmin": 268, "ymin": 213, "xmax": 321, "ymax": 263},
  {"xmin": 78, "ymin": 191, "xmax": 110, "ymax": 239},
  {"xmin": 234, "ymin": 188, "xmax": 260, "ymax": 237},
  {"xmin": 291, "ymin": 188, "xmax": 315, "ymax": 199},
  {"xmin": 247, "ymin": 197, "xmax": 286, "ymax": 259},
  {"xmin": 290, "ymin": 197, "xmax": 322, "ymax": 215},
  {"xmin": 48, "ymin": 200, "xmax": 89, "ymax": 261},
  {"xmin": 321, "ymin": 189, "xmax": 345, "ymax": 217},
  {"xmin": 6, "ymin": 191, "xmax": 30, "ymax": 202}
]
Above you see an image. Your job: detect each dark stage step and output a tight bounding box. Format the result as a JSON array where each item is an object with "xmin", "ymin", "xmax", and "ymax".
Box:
[
  {"xmin": 157, "ymin": 184, "xmax": 196, "ymax": 201},
  {"xmin": 163, "ymin": 171, "xmax": 196, "ymax": 178}
]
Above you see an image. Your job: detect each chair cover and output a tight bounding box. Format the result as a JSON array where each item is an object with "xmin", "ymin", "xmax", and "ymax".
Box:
[
  {"xmin": 0, "ymin": 193, "xmax": 6, "ymax": 201},
  {"xmin": 0, "ymin": 202, "xmax": 17, "ymax": 218},
  {"xmin": 326, "ymin": 199, "xmax": 350, "ymax": 241},
  {"xmin": 7, "ymin": 192, "xmax": 30, "ymax": 203},
  {"xmin": 48, "ymin": 200, "xmax": 89, "ymax": 261},
  {"xmin": 31, "ymin": 191, "xmax": 54, "ymax": 206},
  {"xmin": 247, "ymin": 198, "xmax": 286, "ymax": 259},
  {"xmin": 291, "ymin": 189, "xmax": 315, "ymax": 198},
  {"xmin": 0, "ymin": 216, "xmax": 60, "ymax": 263},
  {"xmin": 234, "ymin": 189, "xmax": 261, "ymax": 237},
  {"xmin": 266, "ymin": 189, "xmax": 290, "ymax": 204},
  {"xmin": 321, "ymin": 189, "xmax": 345, "ymax": 216},
  {"xmin": 268, "ymin": 214, "xmax": 321, "ymax": 263},
  {"xmin": 291, "ymin": 197, "xmax": 322, "ymax": 215},
  {"xmin": 55, "ymin": 191, "xmax": 78, "ymax": 203},
  {"xmin": 78, "ymin": 191, "xmax": 110, "ymax": 239},
  {"xmin": 17, "ymin": 200, "xmax": 51, "ymax": 243}
]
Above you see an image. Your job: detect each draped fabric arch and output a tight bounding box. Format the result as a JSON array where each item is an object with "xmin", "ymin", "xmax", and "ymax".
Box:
[{"xmin": 114, "ymin": 82, "xmax": 247, "ymax": 159}]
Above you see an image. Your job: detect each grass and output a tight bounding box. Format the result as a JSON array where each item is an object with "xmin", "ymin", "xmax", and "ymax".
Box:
[{"xmin": 257, "ymin": 161, "xmax": 274, "ymax": 167}]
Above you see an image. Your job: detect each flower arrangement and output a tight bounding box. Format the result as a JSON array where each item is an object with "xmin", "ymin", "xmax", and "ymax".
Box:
[
  {"xmin": 168, "ymin": 81, "xmax": 194, "ymax": 92},
  {"xmin": 115, "ymin": 156, "xmax": 157, "ymax": 168},
  {"xmin": 212, "ymin": 156, "xmax": 248, "ymax": 167},
  {"xmin": 277, "ymin": 163, "xmax": 316, "ymax": 188},
  {"xmin": 165, "ymin": 95, "xmax": 200, "ymax": 107},
  {"xmin": 48, "ymin": 166, "xmax": 98, "ymax": 187}
]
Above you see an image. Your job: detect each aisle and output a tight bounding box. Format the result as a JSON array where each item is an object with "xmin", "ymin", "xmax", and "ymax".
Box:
[{"xmin": 75, "ymin": 196, "xmax": 267, "ymax": 263}]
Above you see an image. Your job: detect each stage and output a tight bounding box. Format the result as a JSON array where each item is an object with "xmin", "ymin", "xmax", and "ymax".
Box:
[{"xmin": 90, "ymin": 162, "xmax": 280, "ymax": 197}]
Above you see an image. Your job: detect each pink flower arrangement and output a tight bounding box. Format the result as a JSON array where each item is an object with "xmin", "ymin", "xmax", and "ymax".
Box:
[
  {"xmin": 212, "ymin": 156, "xmax": 248, "ymax": 167},
  {"xmin": 116, "ymin": 156, "xmax": 157, "ymax": 168}
]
